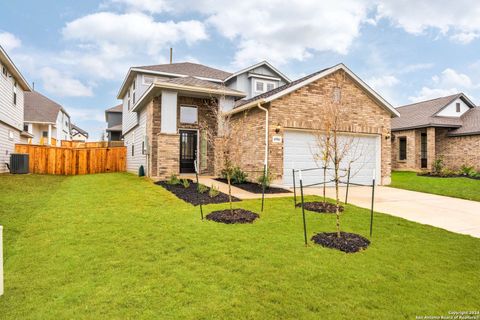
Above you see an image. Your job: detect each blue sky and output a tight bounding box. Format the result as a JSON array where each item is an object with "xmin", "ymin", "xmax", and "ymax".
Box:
[{"xmin": 1, "ymin": 0, "xmax": 480, "ymax": 140}]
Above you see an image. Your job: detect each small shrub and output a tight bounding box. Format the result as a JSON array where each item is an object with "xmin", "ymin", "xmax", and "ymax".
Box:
[
  {"xmin": 432, "ymin": 157, "xmax": 444, "ymax": 174},
  {"xmin": 438, "ymin": 169, "xmax": 457, "ymax": 177},
  {"xmin": 167, "ymin": 174, "xmax": 180, "ymax": 185},
  {"xmin": 181, "ymin": 179, "xmax": 190, "ymax": 189},
  {"xmin": 209, "ymin": 184, "xmax": 220, "ymax": 198},
  {"xmin": 197, "ymin": 183, "xmax": 208, "ymax": 194},
  {"xmin": 221, "ymin": 166, "xmax": 248, "ymax": 184},
  {"xmin": 257, "ymin": 169, "xmax": 273, "ymax": 188},
  {"xmin": 460, "ymin": 165, "xmax": 476, "ymax": 177}
]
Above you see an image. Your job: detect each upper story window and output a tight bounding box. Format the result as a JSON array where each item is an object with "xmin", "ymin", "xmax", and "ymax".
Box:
[
  {"xmin": 180, "ymin": 105, "xmax": 198, "ymax": 124},
  {"xmin": 253, "ymin": 79, "xmax": 276, "ymax": 94},
  {"xmin": 1, "ymin": 64, "xmax": 7, "ymax": 77},
  {"xmin": 456, "ymin": 102, "xmax": 461, "ymax": 113},
  {"xmin": 127, "ymin": 90, "xmax": 131, "ymax": 110},
  {"xmin": 13, "ymin": 81, "xmax": 17, "ymax": 105},
  {"xmin": 132, "ymin": 80, "xmax": 136, "ymax": 105}
]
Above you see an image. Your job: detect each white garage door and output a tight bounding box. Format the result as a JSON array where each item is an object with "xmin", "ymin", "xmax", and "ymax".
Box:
[{"xmin": 283, "ymin": 130, "xmax": 380, "ymax": 187}]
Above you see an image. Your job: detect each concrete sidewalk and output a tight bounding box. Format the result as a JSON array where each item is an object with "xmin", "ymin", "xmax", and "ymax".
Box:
[{"xmin": 192, "ymin": 175, "xmax": 480, "ymax": 238}]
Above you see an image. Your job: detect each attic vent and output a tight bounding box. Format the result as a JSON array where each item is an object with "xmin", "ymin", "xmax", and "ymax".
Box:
[{"xmin": 456, "ymin": 102, "xmax": 460, "ymax": 113}]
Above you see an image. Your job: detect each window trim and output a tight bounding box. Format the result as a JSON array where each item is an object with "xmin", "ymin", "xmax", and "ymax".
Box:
[
  {"xmin": 398, "ymin": 136, "xmax": 407, "ymax": 161},
  {"xmin": 179, "ymin": 105, "xmax": 198, "ymax": 124},
  {"xmin": 253, "ymin": 78, "xmax": 277, "ymax": 94},
  {"xmin": 456, "ymin": 102, "xmax": 461, "ymax": 113}
]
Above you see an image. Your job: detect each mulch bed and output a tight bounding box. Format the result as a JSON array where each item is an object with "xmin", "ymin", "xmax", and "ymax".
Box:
[
  {"xmin": 206, "ymin": 209, "xmax": 259, "ymax": 224},
  {"xmin": 295, "ymin": 201, "xmax": 344, "ymax": 213},
  {"xmin": 155, "ymin": 180, "xmax": 241, "ymax": 206},
  {"xmin": 311, "ymin": 232, "xmax": 370, "ymax": 253},
  {"xmin": 418, "ymin": 173, "xmax": 480, "ymax": 180},
  {"xmin": 214, "ymin": 178, "xmax": 291, "ymax": 194}
]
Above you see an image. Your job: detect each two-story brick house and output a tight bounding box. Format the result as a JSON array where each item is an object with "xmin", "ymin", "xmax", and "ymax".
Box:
[
  {"xmin": 0, "ymin": 45, "xmax": 31, "ymax": 173},
  {"xmin": 118, "ymin": 61, "xmax": 399, "ymax": 185}
]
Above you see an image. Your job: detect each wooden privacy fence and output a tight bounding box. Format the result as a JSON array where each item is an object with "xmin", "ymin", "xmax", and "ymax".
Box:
[
  {"xmin": 60, "ymin": 140, "xmax": 124, "ymax": 148},
  {"xmin": 15, "ymin": 144, "xmax": 127, "ymax": 175}
]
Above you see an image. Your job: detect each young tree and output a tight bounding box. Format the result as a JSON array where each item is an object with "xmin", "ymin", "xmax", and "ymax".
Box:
[
  {"xmin": 200, "ymin": 96, "xmax": 246, "ymax": 214},
  {"xmin": 313, "ymin": 71, "xmax": 366, "ymax": 237}
]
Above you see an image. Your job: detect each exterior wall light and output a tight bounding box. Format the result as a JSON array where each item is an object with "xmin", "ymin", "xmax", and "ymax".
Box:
[{"xmin": 275, "ymin": 124, "xmax": 281, "ymax": 134}]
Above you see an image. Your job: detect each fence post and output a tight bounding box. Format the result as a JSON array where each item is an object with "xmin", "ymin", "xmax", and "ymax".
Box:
[
  {"xmin": 345, "ymin": 166, "xmax": 351, "ymax": 204},
  {"xmin": 0, "ymin": 225, "xmax": 3, "ymax": 296},
  {"xmin": 194, "ymin": 160, "xmax": 203, "ymax": 220},
  {"xmin": 299, "ymin": 171, "xmax": 308, "ymax": 246},
  {"xmin": 292, "ymin": 168, "xmax": 297, "ymax": 208},
  {"xmin": 261, "ymin": 164, "xmax": 266, "ymax": 212},
  {"xmin": 370, "ymin": 178, "xmax": 375, "ymax": 237}
]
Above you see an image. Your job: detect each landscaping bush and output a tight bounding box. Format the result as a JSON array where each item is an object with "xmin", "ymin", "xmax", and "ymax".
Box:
[
  {"xmin": 432, "ymin": 157, "xmax": 444, "ymax": 174},
  {"xmin": 197, "ymin": 183, "xmax": 208, "ymax": 194},
  {"xmin": 209, "ymin": 184, "xmax": 220, "ymax": 198},
  {"xmin": 167, "ymin": 174, "xmax": 180, "ymax": 185},
  {"xmin": 181, "ymin": 179, "xmax": 190, "ymax": 189},
  {"xmin": 221, "ymin": 166, "xmax": 248, "ymax": 184},
  {"xmin": 257, "ymin": 169, "xmax": 273, "ymax": 188},
  {"xmin": 460, "ymin": 165, "xmax": 477, "ymax": 177}
]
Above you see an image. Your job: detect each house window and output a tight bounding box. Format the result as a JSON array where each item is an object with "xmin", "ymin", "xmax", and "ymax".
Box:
[
  {"xmin": 132, "ymin": 80, "xmax": 136, "ymax": 104},
  {"xmin": 456, "ymin": 102, "xmax": 461, "ymax": 113},
  {"xmin": 42, "ymin": 131, "xmax": 48, "ymax": 138},
  {"xmin": 8, "ymin": 130, "xmax": 14, "ymax": 141},
  {"xmin": 399, "ymin": 137, "xmax": 407, "ymax": 161},
  {"xmin": 23, "ymin": 124, "xmax": 28, "ymax": 132},
  {"xmin": 180, "ymin": 106, "xmax": 198, "ymax": 124},
  {"xmin": 13, "ymin": 81, "xmax": 17, "ymax": 105},
  {"xmin": 1, "ymin": 64, "xmax": 7, "ymax": 77},
  {"xmin": 131, "ymin": 131, "xmax": 135, "ymax": 156},
  {"xmin": 254, "ymin": 79, "xmax": 276, "ymax": 94}
]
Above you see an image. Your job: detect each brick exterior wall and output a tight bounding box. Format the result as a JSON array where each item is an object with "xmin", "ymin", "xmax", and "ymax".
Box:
[
  {"xmin": 392, "ymin": 127, "xmax": 480, "ymax": 171},
  {"xmin": 436, "ymin": 128, "xmax": 480, "ymax": 170},
  {"xmin": 146, "ymin": 95, "xmax": 218, "ymax": 179},
  {"xmin": 229, "ymin": 70, "xmax": 393, "ymax": 185}
]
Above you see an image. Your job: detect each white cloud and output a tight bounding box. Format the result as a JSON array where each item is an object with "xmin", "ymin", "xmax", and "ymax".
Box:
[
  {"xmin": 67, "ymin": 108, "xmax": 105, "ymax": 122},
  {"xmin": 376, "ymin": 1, "xmax": 480, "ymax": 44},
  {"xmin": 367, "ymin": 75, "xmax": 400, "ymax": 104},
  {"xmin": 107, "ymin": 0, "xmax": 170, "ymax": 13},
  {"xmin": 409, "ymin": 68, "xmax": 477, "ymax": 102},
  {"xmin": 39, "ymin": 67, "xmax": 94, "ymax": 97},
  {"xmin": 0, "ymin": 31, "xmax": 22, "ymax": 51}
]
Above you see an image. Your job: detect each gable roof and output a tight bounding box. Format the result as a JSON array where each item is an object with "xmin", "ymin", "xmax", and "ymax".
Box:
[
  {"xmin": 447, "ymin": 107, "xmax": 480, "ymax": 136},
  {"xmin": 24, "ymin": 91, "xmax": 69, "ymax": 124},
  {"xmin": 224, "ymin": 60, "xmax": 291, "ymax": 83},
  {"xmin": 71, "ymin": 124, "xmax": 88, "ymax": 138},
  {"xmin": 391, "ymin": 93, "xmax": 475, "ymax": 131},
  {"xmin": 106, "ymin": 104, "xmax": 122, "ymax": 113},
  {"xmin": 0, "ymin": 45, "xmax": 31, "ymax": 91},
  {"xmin": 136, "ymin": 62, "xmax": 232, "ymax": 81},
  {"xmin": 228, "ymin": 63, "xmax": 399, "ymax": 117}
]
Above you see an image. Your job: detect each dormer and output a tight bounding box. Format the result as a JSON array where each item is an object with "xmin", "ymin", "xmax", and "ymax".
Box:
[
  {"xmin": 435, "ymin": 94, "xmax": 475, "ymax": 118},
  {"xmin": 224, "ymin": 61, "xmax": 291, "ymax": 99}
]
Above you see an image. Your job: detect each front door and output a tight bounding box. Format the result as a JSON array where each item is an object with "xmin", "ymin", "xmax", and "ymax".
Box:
[
  {"xmin": 179, "ymin": 130, "xmax": 197, "ymax": 173},
  {"xmin": 421, "ymin": 133, "xmax": 427, "ymax": 169}
]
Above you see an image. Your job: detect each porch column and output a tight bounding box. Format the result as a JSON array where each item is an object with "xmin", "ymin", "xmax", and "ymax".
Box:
[
  {"xmin": 47, "ymin": 124, "xmax": 52, "ymax": 146},
  {"xmin": 426, "ymin": 127, "xmax": 436, "ymax": 170},
  {"xmin": 160, "ymin": 90, "xmax": 178, "ymax": 133}
]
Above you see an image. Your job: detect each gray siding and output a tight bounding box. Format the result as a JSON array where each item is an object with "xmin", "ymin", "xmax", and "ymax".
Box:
[
  {"xmin": 0, "ymin": 121, "xmax": 19, "ymax": 173},
  {"xmin": 0, "ymin": 68, "xmax": 24, "ymax": 131},
  {"xmin": 125, "ymin": 108, "xmax": 147, "ymax": 174},
  {"xmin": 107, "ymin": 112, "xmax": 122, "ymax": 128}
]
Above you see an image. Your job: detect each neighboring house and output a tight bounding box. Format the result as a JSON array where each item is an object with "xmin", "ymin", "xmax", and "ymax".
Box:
[
  {"xmin": 391, "ymin": 93, "xmax": 480, "ymax": 171},
  {"xmin": 0, "ymin": 45, "xmax": 31, "ymax": 173},
  {"xmin": 71, "ymin": 124, "xmax": 89, "ymax": 141},
  {"xmin": 105, "ymin": 104, "xmax": 122, "ymax": 141},
  {"xmin": 24, "ymin": 91, "xmax": 72, "ymax": 146},
  {"xmin": 118, "ymin": 61, "xmax": 398, "ymax": 185}
]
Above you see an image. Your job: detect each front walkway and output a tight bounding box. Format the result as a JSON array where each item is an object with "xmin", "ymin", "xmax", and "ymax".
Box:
[{"xmin": 195, "ymin": 176, "xmax": 480, "ymax": 238}]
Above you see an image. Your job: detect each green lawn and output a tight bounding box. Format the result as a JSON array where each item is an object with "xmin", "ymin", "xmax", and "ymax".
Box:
[
  {"xmin": 0, "ymin": 173, "xmax": 479, "ymax": 319},
  {"xmin": 391, "ymin": 171, "xmax": 480, "ymax": 201}
]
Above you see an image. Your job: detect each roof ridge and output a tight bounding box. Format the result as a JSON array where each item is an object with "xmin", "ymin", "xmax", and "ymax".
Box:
[{"xmin": 396, "ymin": 93, "xmax": 460, "ymax": 109}]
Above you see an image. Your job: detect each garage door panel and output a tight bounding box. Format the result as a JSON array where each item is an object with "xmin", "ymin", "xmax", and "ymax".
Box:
[{"xmin": 283, "ymin": 130, "xmax": 379, "ymax": 187}]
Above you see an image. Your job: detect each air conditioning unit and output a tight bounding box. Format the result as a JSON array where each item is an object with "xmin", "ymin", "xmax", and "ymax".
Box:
[{"xmin": 9, "ymin": 153, "xmax": 29, "ymax": 174}]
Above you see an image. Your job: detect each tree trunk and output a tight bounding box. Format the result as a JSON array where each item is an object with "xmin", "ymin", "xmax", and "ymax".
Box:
[
  {"xmin": 323, "ymin": 166, "xmax": 327, "ymax": 203},
  {"xmin": 227, "ymin": 173, "xmax": 233, "ymax": 214}
]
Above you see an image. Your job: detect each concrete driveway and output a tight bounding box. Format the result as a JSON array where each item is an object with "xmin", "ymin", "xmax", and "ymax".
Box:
[{"xmin": 302, "ymin": 186, "xmax": 480, "ymax": 238}]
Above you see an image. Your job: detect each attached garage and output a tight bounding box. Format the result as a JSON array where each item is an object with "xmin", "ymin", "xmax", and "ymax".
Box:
[
  {"xmin": 227, "ymin": 63, "xmax": 400, "ymax": 186},
  {"xmin": 282, "ymin": 130, "xmax": 381, "ymax": 186}
]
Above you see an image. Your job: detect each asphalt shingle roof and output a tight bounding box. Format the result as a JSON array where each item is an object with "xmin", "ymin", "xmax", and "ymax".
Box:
[
  {"xmin": 449, "ymin": 107, "xmax": 480, "ymax": 136},
  {"xmin": 24, "ymin": 91, "xmax": 67, "ymax": 123},
  {"xmin": 161, "ymin": 76, "xmax": 244, "ymax": 95},
  {"xmin": 106, "ymin": 104, "xmax": 122, "ymax": 113},
  {"xmin": 136, "ymin": 62, "xmax": 232, "ymax": 81},
  {"xmin": 71, "ymin": 124, "xmax": 88, "ymax": 137}
]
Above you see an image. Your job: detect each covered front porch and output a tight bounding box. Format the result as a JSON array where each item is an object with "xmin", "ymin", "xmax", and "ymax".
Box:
[{"xmin": 391, "ymin": 127, "xmax": 437, "ymax": 171}]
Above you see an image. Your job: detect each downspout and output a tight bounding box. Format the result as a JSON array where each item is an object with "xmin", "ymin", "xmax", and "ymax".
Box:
[{"xmin": 257, "ymin": 102, "xmax": 269, "ymax": 171}]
